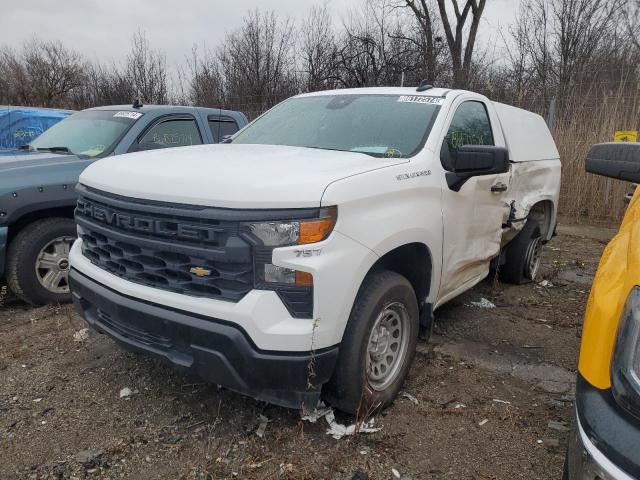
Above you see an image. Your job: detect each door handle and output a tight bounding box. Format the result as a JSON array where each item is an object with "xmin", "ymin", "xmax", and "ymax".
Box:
[{"xmin": 491, "ymin": 182, "xmax": 508, "ymax": 193}]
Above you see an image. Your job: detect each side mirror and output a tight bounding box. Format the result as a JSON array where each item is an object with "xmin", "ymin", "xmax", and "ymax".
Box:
[
  {"xmin": 220, "ymin": 135, "xmax": 233, "ymax": 144},
  {"xmin": 441, "ymin": 143, "xmax": 510, "ymax": 191},
  {"xmin": 586, "ymin": 142, "xmax": 640, "ymax": 182}
]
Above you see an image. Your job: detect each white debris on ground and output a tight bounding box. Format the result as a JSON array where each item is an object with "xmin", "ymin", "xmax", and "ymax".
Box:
[
  {"xmin": 468, "ymin": 298, "xmax": 496, "ymax": 309},
  {"xmin": 401, "ymin": 392, "xmax": 419, "ymax": 405},
  {"xmin": 538, "ymin": 280, "xmax": 554, "ymax": 287},
  {"xmin": 301, "ymin": 402, "xmax": 381, "ymax": 440},
  {"xmin": 73, "ymin": 328, "xmax": 89, "ymax": 342},
  {"xmin": 492, "ymin": 398, "xmax": 511, "ymax": 405},
  {"xmin": 119, "ymin": 387, "xmax": 133, "ymax": 398},
  {"xmin": 478, "ymin": 419, "xmax": 489, "ymax": 426},
  {"xmin": 443, "ymin": 399, "xmax": 466, "ymax": 410},
  {"xmin": 255, "ymin": 414, "xmax": 269, "ymax": 438},
  {"xmin": 392, "ymin": 468, "xmax": 401, "ymax": 478}
]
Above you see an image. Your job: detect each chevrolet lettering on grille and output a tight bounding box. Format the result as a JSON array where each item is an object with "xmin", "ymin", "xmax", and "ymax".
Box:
[{"xmin": 76, "ymin": 198, "xmax": 219, "ymax": 242}]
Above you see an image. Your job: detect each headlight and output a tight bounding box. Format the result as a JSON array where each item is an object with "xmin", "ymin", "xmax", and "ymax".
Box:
[
  {"xmin": 611, "ymin": 287, "xmax": 640, "ymax": 418},
  {"xmin": 242, "ymin": 207, "xmax": 337, "ymax": 319},
  {"xmin": 248, "ymin": 221, "xmax": 299, "ymax": 246},
  {"xmin": 244, "ymin": 206, "xmax": 337, "ymax": 247}
]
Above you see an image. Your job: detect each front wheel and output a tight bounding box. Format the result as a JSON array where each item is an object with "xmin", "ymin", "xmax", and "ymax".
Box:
[
  {"xmin": 323, "ymin": 270, "xmax": 419, "ymax": 415},
  {"xmin": 6, "ymin": 218, "xmax": 77, "ymax": 305}
]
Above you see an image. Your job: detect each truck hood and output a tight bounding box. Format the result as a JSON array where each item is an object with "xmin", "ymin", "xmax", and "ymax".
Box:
[
  {"xmin": 80, "ymin": 144, "xmax": 408, "ymax": 208},
  {"xmin": 0, "ymin": 151, "xmax": 83, "ymax": 170},
  {"xmin": 0, "ymin": 151, "xmax": 92, "ymax": 195}
]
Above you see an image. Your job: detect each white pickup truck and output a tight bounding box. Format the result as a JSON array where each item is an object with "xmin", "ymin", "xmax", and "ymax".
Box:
[{"xmin": 69, "ymin": 87, "xmax": 561, "ymax": 414}]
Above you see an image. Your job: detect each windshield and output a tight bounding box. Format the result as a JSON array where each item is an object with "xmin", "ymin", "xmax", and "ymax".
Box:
[
  {"xmin": 232, "ymin": 94, "xmax": 441, "ymax": 158},
  {"xmin": 29, "ymin": 110, "xmax": 140, "ymax": 157}
]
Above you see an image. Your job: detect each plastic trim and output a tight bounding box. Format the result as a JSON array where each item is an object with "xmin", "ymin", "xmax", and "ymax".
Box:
[{"xmin": 0, "ymin": 226, "xmax": 7, "ymax": 278}]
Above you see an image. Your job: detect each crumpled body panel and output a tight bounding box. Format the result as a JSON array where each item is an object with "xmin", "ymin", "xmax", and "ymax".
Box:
[{"xmin": 507, "ymin": 159, "xmax": 561, "ymax": 242}]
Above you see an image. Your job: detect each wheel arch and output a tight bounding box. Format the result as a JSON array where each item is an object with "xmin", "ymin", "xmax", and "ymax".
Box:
[
  {"xmin": 525, "ymin": 198, "xmax": 555, "ymax": 241},
  {"xmin": 360, "ymin": 241, "xmax": 434, "ymax": 311},
  {"xmin": 7, "ymin": 205, "xmax": 76, "ymax": 244}
]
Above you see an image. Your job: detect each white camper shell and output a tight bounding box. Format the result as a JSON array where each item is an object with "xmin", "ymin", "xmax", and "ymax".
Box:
[{"xmin": 69, "ymin": 87, "xmax": 561, "ymax": 414}]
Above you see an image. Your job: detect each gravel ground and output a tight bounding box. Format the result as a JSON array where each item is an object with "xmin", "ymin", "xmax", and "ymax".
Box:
[{"xmin": 0, "ymin": 223, "xmax": 614, "ymax": 480}]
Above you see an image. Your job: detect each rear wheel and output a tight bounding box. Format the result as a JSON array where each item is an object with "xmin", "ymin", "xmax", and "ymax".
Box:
[
  {"xmin": 323, "ymin": 270, "xmax": 419, "ymax": 415},
  {"xmin": 501, "ymin": 219, "xmax": 543, "ymax": 285},
  {"xmin": 7, "ymin": 218, "xmax": 76, "ymax": 305}
]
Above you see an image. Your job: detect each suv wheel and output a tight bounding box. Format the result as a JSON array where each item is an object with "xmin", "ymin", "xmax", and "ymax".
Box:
[
  {"xmin": 323, "ymin": 270, "xmax": 419, "ymax": 414},
  {"xmin": 501, "ymin": 219, "xmax": 543, "ymax": 284},
  {"xmin": 7, "ymin": 218, "xmax": 77, "ymax": 305}
]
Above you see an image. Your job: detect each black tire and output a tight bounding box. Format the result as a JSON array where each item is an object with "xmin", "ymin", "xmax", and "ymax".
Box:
[
  {"xmin": 501, "ymin": 219, "xmax": 542, "ymax": 285},
  {"xmin": 6, "ymin": 218, "xmax": 77, "ymax": 305},
  {"xmin": 323, "ymin": 270, "xmax": 419, "ymax": 415}
]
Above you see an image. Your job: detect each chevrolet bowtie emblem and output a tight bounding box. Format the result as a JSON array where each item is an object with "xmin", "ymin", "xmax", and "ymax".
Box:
[{"xmin": 190, "ymin": 266, "xmax": 212, "ymax": 277}]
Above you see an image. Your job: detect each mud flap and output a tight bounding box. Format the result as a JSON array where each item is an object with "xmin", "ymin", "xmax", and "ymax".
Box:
[{"xmin": 419, "ymin": 303, "xmax": 434, "ymax": 341}]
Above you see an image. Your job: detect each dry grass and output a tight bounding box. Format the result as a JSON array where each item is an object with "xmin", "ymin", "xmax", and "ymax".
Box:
[{"xmin": 553, "ymin": 80, "xmax": 640, "ymax": 222}]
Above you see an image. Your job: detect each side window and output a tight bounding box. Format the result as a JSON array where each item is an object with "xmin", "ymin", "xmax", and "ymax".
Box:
[
  {"xmin": 208, "ymin": 118, "xmax": 239, "ymax": 142},
  {"xmin": 139, "ymin": 118, "xmax": 203, "ymax": 149},
  {"xmin": 445, "ymin": 101, "xmax": 494, "ymax": 150}
]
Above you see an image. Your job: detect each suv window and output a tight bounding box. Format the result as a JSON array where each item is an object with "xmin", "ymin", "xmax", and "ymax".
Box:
[
  {"xmin": 209, "ymin": 117, "xmax": 239, "ymax": 142},
  {"xmin": 445, "ymin": 101, "xmax": 494, "ymax": 150},
  {"xmin": 139, "ymin": 118, "xmax": 202, "ymax": 149}
]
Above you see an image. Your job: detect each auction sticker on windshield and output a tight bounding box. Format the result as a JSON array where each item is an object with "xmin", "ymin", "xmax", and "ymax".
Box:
[
  {"xmin": 113, "ymin": 111, "xmax": 143, "ymax": 120},
  {"xmin": 398, "ymin": 96, "xmax": 444, "ymax": 105}
]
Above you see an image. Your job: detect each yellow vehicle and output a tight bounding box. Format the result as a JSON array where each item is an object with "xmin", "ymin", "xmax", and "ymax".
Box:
[{"xmin": 565, "ymin": 142, "xmax": 640, "ymax": 479}]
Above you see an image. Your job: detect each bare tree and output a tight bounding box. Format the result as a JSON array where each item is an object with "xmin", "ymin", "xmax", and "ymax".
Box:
[
  {"xmin": 218, "ymin": 10, "xmax": 297, "ymax": 110},
  {"xmin": 510, "ymin": 0, "xmax": 629, "ymax": 104},
  {"xmin": 0, "ymin": 39, "xmax": 86, "ymax": 107},
  {"xmin": 335, "ymin": 1, "xmax": 415, "ymax": 87},
  {"xmin": 126, "ymin": 30, "xmax": 168, "ymax": 104},
  {"xmin": 187, "ymin": 45, "xmax": 224, "ymax": 107},
  {"xmin": 300, "ymin": 5, "xmax": 339, "ymax": 91},
  {"xmin": 401, "ymin": 0, "xmax": 441, "ymax": 83},
  {"xmin": 436, "ymin": 0, "xmax": 486, "ymax": 88},
  {"xmin": 401, "ymin": 0, "xmax": 486, "ymax": 87},
  {"xmin": 76, "ymin": 62, "xmax": 135, "ymax": 108},
  {"xmin": 0, "ymin": 46, "xmax": 31, "ymax": 105}
]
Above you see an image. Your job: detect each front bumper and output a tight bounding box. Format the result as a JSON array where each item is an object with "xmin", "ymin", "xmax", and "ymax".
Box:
[
  {"xmin": 567, "ymin": 413, "xmax": 636, "ymax": 480},
  {"xmin": 566, "ymin": 375, "xmax": 639, "ymax": 479},
  {"xmin": 70, "ymin": 268, "xmax": 339, "ymax": 410},
  {"xmin": 0, "ymin": 226, "xmax": 7, "ymax": 279}
]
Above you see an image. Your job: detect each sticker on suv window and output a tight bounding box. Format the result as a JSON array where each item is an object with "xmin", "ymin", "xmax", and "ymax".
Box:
[
  {"xmin": 113, "ymin": 111, "xmax": 143, "ymax": 120},
  {"xmin": 398, "ymin": 95, "xmax": 443, "ymax": 105}
]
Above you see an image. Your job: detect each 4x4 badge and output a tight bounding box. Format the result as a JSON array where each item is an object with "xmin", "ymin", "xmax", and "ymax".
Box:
[{"xmin": 190, "ymin": 266, "xmax": 212, "ymax": 277}]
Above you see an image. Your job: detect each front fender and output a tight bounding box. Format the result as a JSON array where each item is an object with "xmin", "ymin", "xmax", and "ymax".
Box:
[
  {"xmin": 0, "ymin": 184, "xmax": 78, "ymax": 226},
  {"xmin": 321, "ymin": 160, "xmax": 443, "ymax": 305}
]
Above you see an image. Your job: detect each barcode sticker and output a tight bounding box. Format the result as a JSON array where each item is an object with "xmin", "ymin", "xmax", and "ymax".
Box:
[
  {"xmin": 113, "ymin": 111, "xmax": 143, "ymax": 120},
  {"xmin": 398, "ymin": 95, "xmax": 444, "ymax": 105}
]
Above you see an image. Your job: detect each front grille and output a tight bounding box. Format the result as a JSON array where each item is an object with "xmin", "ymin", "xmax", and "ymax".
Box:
[{"xmin": 75, "ymin": 187, "xmax": 254, "ymax": 302}]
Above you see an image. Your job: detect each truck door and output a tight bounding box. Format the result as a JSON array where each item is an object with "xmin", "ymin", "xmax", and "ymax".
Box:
[
  {"xmin": 129, "ymin": 115, "xmax": 204, "ymax": 152},
  {"xmin": 437, "ymin": 98, "xmax": 511, "ymax": 303}
]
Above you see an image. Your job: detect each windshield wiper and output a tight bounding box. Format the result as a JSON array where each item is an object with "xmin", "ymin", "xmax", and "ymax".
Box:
[
  {"xmin": 18, "ymin": 144, "xmax": 34, "ymax": 151},
  {"xmin": 36, "ymin": 146, "xmax": 73, "ymax": 154},
  {"xmin": 300, "ymin": 145, "xmax": 392, "ymax": 158}
]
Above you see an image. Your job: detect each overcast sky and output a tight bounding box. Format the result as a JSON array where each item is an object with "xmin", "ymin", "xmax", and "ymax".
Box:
[{"xmin": 0, "ymin": 0, "xmax": 520, "ymax": 70}]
